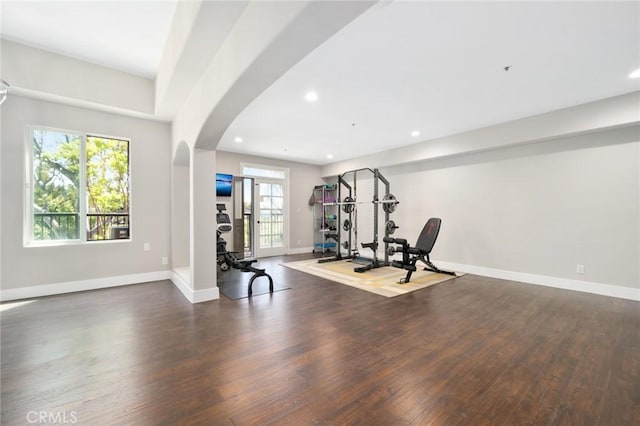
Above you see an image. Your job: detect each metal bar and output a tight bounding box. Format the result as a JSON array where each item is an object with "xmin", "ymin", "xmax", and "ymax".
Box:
[
  {"xmin": 372, "ymin": 169, "xmax": 378, "ymax": 263},
  {"xmin": 378, "ymin": 168, "xmax": 391, "ymax": 263},
  {"xmin": 338, "ymin": 173, "xmax": 352, "ymax": 258},
  {"xmin": 353, "ymin": 169, "xmax": 358, "ymax": 252},
  {"xmin": 325, "ymin": 199, "xmax": 398, "ymax": 205}
]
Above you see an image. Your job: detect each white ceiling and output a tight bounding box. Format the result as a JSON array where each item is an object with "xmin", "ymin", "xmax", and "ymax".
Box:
[
  {"xmin": 1, "ymin": 1, "xmax": 177, "ymax": 78},
  {"xmin": 1, "ymin": 1, "xmax": 639, "ymax": 165},
  {"xmin": 219, "ymin": 1, "xmax": 640, "ymax": 165}
]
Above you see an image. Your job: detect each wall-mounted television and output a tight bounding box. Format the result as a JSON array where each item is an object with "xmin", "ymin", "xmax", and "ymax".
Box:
[{"xmin": 216, "ymin": 173, "xmax": 233, "ymax": 197}]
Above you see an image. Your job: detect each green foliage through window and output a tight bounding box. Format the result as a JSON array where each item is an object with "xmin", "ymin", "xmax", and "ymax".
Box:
[{"xmin": 30, "ymin": 129, "xmax": 130, "ymax": 242}]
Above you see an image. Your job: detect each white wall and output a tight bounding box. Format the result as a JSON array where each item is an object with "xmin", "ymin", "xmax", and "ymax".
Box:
[
  {"xmin": 0, "ymin": 96, "xmax": 172, "ymax": 297},
  {"xmin": 334, "ymin": 126, "xmax": 639, "ymax": 298},
  {"xmin": 2, "ymin": 40, "xmax": 154, "ymax": 116},
  {"xmin": 171, "ymin": 165, "xmax": 190, "ymax": 268},
  {"xmin": 216, "ymin": 150, "xmax": 324, "ymax": 252}
]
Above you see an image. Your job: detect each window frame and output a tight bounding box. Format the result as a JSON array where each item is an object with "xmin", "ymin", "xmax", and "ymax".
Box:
[
  {"xmin": 240, "ymin": 163, "xmax": 290, "ymax": 256},
  {"xmin": 241, "ymin": 163, "xmax": 288, "ymax": 180},
  {"xmin": 24, "ymin": 125, "xmax": 132, "ymax": 247}
]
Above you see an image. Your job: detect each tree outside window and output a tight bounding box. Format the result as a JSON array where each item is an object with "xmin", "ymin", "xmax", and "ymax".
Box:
[{"xmin": 30, "ymin": 128, "xmax": 130, "ymax": 243}]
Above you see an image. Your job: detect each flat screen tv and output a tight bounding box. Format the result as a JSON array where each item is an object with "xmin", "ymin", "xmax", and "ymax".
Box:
[{"xmin": 216, "ymin": 173, "xmax": 233, "ymax": 197}]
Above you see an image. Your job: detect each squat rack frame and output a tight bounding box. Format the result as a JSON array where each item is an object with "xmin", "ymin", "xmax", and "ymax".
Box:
[{"xmin": 319, "ymin": 168, "xmax": 397, "ymax": 272}]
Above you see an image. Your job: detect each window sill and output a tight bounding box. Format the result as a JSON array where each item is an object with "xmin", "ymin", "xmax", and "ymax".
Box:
[{"xmin": 24, "ymin": 239, "xmax": 131, "ymax": 248}]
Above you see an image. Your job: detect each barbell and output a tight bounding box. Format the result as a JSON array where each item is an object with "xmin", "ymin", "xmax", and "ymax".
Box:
[
  {"xmin": 382, "ymin": 194, "xmax": 398, "ymax": 214},
  {"xmin": 327, "ymin": 194, "xmax": 399, "ymax": 214}
]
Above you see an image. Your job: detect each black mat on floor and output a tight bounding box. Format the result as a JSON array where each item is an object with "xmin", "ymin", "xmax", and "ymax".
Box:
[{"xmin": 218, "ymin": 281, "xmax": 291, "ymax": 300}]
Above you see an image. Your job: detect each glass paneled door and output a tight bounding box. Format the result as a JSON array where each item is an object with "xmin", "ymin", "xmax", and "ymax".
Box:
[{"xmin": 255, "ymin": 179, "xmax": 286, "ymax": 257}]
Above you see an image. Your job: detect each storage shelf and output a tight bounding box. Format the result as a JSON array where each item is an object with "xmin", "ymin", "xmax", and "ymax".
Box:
[
  {"xmin": 314, "ymin": 242, "xmax": 337, "ymax": 249},
  {"xmin": 312, "ymin": 184, "xmax": 338, "ymax": 254}
]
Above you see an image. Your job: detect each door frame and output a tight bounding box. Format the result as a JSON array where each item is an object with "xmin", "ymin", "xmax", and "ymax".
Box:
[{"xmin": 241, "ymin": 163, "xmax": 289, "ymax": 258}]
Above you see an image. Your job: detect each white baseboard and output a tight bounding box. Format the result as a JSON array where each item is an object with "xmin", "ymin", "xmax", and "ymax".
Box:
[
  {"xmin": 287, "ymin": 246, "xmax": 314, "ymax": 255},
  {"xmin": 170, "ymin": 270, "xmax": 219, "ymax": 303},
  {"xmin": 0, "ymin": 270, "xmax": 172, "ymax": 302},
  {"xmin": 436, "ymin": 260, "xmax": 640, "ymax": 301},
  {"xmin": 170, "ymin": 270, "xmax": 192, "ymax": 301},
  {"xmin": 193, "ymin": 287, "xmax": 220, "ymax": 303},
  {"xmin": 4, "ymin": 261, "xmax": 633, "ymax": 303}
]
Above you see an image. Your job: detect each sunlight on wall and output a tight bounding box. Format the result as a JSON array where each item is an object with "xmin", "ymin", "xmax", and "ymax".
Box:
[{"xmin": 0, "ymin": 300, "xmax": 36, "ymax": 312}]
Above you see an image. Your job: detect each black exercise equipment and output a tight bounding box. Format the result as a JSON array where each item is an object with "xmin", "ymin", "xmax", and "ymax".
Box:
[
  {"xmin": 342, "ymin": 196, "xmax": 355, "ymax": 213},
  {"xmin": 384, "ymin": 218, "xmax": 456, "ymax": 283},
  {"xmin": 319, "ymin": 168, "xmax": 398, "ymax": 274},
  {"xmin": 216, "ymin": 203, "xmax": 233, "ymax": 271},
  {"xmin": 385, "ymin": 220, "xmax": 398, "ymax": 235},
  {"xmin": 216, "ymin": 204, "xmax": 273, "ymax": 296}
]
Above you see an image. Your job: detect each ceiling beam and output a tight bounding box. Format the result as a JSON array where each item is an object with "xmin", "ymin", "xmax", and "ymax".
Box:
[{"xmin": 171, "ymin": 0, "xmax": 375, "ymax": 151}]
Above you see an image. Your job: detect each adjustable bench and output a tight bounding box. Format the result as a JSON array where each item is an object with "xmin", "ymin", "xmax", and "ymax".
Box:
[{"xmin": 384, "ymin": 217, "xmax": 456, "ymax": 283}]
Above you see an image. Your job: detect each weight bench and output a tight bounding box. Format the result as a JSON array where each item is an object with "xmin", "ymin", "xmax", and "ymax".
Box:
[
  {"xmin": 384, "ymin": 217, "xmax": 456, "ymax": 283},
  {"xmin": 222, "ymin": 251, "xmax": 274, "ymax": 296}
]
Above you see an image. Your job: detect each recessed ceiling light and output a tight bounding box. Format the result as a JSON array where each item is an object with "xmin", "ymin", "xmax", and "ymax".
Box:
[
  {"xmin": 326, "ymin": 153, "xmax": 334, "ymax": 159},
  {"xmin": 629, "ymin": 68, "xmax": 640, "ymax": 79},
  {"xmin": 305, "ymin": 91, "xmax": 318, "ymax": 102},
  {"xmin": 411, "ymin": 130, "xmax": 420, "ymax": 137},
  {"xmin": 234, "ymin": 137, "xmax": 243, "ymax": 143}
]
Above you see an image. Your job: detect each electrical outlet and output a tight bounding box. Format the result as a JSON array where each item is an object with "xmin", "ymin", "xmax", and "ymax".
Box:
[
  {"xmin": 576, "ymin": 264, "xmax": 585, "ymax": 274},
  {"xmin": 297, "ymin": 240, "xmax": 301, "ymax": 245},
  {"xmin": 143, "ymin": 243, "xmax": 150, "ymax": 251},
  {"xmin": 162, "ymin": 256, "xmax": 168, "ymax": 265}
]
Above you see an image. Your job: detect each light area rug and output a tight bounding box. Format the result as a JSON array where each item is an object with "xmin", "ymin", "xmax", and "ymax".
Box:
[{"xmin": 282, "ymin": 258, "xmax": 459, "ymax": 298}]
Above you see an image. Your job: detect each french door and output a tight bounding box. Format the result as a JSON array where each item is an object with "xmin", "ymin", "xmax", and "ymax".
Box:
[{"xmin": 254, "ymin": 179, "xmax": 287, "ymax": 257}]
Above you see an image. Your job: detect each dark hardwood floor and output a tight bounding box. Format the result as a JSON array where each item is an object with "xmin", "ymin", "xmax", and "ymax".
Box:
[{"xmin": 1, "ymin": 254, "xmax": 639, "ymax": 425}]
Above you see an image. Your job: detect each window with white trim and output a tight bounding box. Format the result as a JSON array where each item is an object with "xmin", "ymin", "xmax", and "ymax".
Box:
[
  {"xmin": 241, "ymin": 165, "xmax": 286, "ymax": 180},
  {"xmin": 26, "ymin": 127, "xmax": 130, "ymax": 244}
]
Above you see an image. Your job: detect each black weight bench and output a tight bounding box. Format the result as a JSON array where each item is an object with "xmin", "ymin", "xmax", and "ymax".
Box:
[
  {"xmin": 222, "ymin": 251, "xmax": 274, "ymax": 296},
  {"xmin": 384, "ymin": 218, "xmax": 456, "ymax": 283}
]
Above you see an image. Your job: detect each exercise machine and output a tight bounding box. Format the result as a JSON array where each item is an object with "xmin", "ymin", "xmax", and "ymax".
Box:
[
  {"xmin": 216, "ymin": 204, "xmax": 273, "ymax": 296},
  {"xmin": 320, "ymin": 168, "xmax": 399, "ymax": 273},
  {"xmin": 384, "ymin": 218, "xmax": 455, "ymax": 283},
  {"xmin": 216, "ymin": 204, "xmax": 233, "ymax": 271}
]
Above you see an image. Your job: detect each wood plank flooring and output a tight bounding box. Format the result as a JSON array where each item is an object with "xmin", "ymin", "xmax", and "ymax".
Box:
[{"xmin": 1, "ymin": 254, "xmax": 638, "ymax": 425}]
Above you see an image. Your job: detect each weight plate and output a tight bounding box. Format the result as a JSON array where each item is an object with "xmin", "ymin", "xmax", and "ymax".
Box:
[
  {"xmin": 382, "ymin": 193, "xmax": 398, "ymax": 214},
  {"xmin": 342, "ymin": 196, "xmax": 355, "ymax": 213},
  {"xmin": 385, "ymin": 220, "xmax": 397, "ymax": 234}
]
